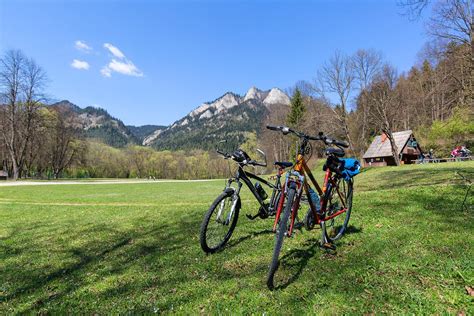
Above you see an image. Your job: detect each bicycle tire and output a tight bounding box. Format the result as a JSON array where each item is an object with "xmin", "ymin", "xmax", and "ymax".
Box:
[
  {"xmin": 321, "ymin": 178, "xmax": 353, "ymax": 243},
  {"xmin": 267, "ymin": 185, "xmax": 296, "ymax": 289},
  {"xmin": 199, "ymin": 190, "xmax": 240, "ymax": 253}
]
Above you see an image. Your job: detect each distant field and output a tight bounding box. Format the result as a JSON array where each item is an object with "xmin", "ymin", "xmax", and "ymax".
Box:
[{"xmin": 1, "ymin": 162, "xmax": 473, "ymax": 314}]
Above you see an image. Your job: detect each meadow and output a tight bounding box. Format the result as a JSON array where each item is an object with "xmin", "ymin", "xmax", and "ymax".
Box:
[{"xmin": 0, "ymin": 162, "xmax": 473, "ymax": 314}]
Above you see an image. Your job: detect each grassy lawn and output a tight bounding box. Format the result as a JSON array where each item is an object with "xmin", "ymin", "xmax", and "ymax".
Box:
[{"xmin": 1, "ymin": 162, "xmax": 473, "ymax": 314}]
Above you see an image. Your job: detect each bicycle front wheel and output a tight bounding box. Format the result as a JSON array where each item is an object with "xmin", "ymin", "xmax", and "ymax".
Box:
[
  {"xmin": 267, "ymin": 185, "xmax": 296, "ymax": 289},
  {"xmin": 199, "ymin": 190, "xmax": 240, "ymax": 253},
  {"xmin": 321, "ymin": 178, "xmax": 353, "ymax": 243}
]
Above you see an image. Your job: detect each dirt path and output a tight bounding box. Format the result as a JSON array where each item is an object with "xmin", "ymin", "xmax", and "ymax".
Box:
[{"xmin": 0, "ymin": 179, "xmax": 217, "ymax": 187}]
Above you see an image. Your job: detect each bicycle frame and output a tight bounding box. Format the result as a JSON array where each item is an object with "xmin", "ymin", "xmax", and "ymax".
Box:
[
  {"xmin": 224, "ymin": 164, "xmax": 283, "ymax": 220},
  {"xmin": 273, "ymin": 153, "xmax": 348, "ymax": 237}
]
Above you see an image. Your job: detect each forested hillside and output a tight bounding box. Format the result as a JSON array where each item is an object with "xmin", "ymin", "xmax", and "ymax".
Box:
[
  {"xmin": 51, "ymin": 100, "xmax": 138, "ymax": 147},
  {"xmin": 127, "ymin": 125, "xmax": 165, "ymax": 143}
]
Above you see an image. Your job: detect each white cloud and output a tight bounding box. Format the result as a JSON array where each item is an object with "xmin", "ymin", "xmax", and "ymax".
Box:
[
  {"xmin": 101, "ymin": 43, "xmax": 143, "ymax": 78},
  {"xmin": 107, "ymin": 59, "xmax": 143, "ymax": 77},
  {"xmin": 75, "ymin": 40, "xmax": 92, "ymax": 53},
  {"xmin": 71, "ymin": 59, "xmax": 90, "ymax": 70},
  {"xmin": 104, "ymin": 43, "xmax": 125, "ymax": 59},
  {"xmin": 100, "ymin": 66, "xmax": 112, "ymax": 77}
]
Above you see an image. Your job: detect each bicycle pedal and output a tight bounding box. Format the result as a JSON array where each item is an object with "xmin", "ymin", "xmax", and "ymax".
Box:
[
  {"xmin": 321, "ymin": 242, "xmax": 336, "ymax": 251},
  {"xmin": 246, "ymin": 213, "xmax": 259, "ymax": 220}
]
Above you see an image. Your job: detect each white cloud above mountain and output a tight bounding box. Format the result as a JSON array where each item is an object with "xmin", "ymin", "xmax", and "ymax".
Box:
[
  {"xmin": 74, "ymin": 40, "xmax": 92, "ymax": 53},
  {"xmin": 71, "ymin": 59, "xmax": 90, "ymax": 70},
  {"xmin": 103, "ymin": 43, "xmax": 125, "ymax": 59},
  {"xmin": 101, "ymin": 43, "xmax": 143, "ymax": 77}
]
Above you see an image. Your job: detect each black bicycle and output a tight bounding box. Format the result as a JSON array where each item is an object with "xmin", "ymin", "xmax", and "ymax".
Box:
[{"xmin": 199, "ymin": 145, "xmax": 293, "ymax": 253}]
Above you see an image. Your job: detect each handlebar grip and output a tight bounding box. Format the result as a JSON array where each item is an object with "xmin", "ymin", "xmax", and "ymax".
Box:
[
  {"xmin": 334, "ymin": 140, "xmax": 349, "ymax": 148},
  {"xmin": 216, "ymin": 149, "xmax": 228, "ymax": 157},
  {"xmin": 266, "ymin": 125, "xmax": 281, "ymax": 131}
]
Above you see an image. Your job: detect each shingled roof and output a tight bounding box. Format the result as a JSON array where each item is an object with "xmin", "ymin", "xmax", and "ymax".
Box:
[{"xmin": 363, "ymin": 130, "xmax": 414, "ymax": 159}]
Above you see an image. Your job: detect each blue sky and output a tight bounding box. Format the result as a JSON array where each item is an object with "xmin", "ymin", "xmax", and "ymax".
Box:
[{"xmin": 1, "ymin": 0, "xmax": 427, "ymax": 126}]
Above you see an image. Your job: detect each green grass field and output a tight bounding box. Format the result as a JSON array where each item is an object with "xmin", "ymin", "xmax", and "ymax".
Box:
[{"xmin": 1, "ymin": 162, "xmax": 473, "ymax": 314}]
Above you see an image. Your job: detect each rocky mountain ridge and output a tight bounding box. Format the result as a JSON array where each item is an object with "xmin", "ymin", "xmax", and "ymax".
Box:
[
  {"xmin": 50, "ymin": 86, "xmax": 290, "ymax": 150},
  {"xmin": 144, "ymin": 87, "xmax": 290, "ymax": 150}
]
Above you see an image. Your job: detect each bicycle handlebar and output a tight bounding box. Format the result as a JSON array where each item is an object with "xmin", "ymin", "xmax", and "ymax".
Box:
[
  {"xmin": 216, "ymin": 149, "xmax": 230, "ymax": 158},
  {"xmin": 249, "ymin": 160, "xmax": 267, "ymax": 167},
  {"xmin": 266, "ymin": 125, "xmax": 349, "ymax": 148},
  {"xmin": 266, "ymin": 125, "xmax": 281, "ymax": 131},
  {"xmin": 216, "ymin": 148, "xmax": 267, "ymax": 167},
  {"xmin": 323, "ymin": 137, "xmax": 349, "ymax": 148}
]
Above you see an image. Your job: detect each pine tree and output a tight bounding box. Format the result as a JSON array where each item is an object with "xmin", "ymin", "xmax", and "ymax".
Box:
[
  {"xmin": 286, "ymin": 89, "xmax": 306, "ymax": 161},
  {"xmin": 286, "ymin": 89, "xmax": 305, "ymax": 127}
]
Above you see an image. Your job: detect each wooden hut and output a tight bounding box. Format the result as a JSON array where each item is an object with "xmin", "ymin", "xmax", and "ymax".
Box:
[{"xmin": 362, "ymin": 130, "xmax": 422, "ymax": 167}]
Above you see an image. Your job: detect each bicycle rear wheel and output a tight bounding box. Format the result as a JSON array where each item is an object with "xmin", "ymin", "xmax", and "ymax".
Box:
[
  {"xmin": 267, "ymin": 185, "xmax": 296, "ymax": 289},
  {"xmin": 200, "ymin": 190, "xmax": 240, "ymax": 253},
  {"xmin": 321, "ymin": 178, "xmax": 353, "ymax": 243}
]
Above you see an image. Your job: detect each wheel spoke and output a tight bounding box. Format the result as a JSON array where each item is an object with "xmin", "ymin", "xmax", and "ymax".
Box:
[
  {"xmin": 323, "ymin": 178, "xmax": 353, "ymax": 242},
  {"xmin": 200, "ymin": 192, "xmax": 239, "ymax": 253}
]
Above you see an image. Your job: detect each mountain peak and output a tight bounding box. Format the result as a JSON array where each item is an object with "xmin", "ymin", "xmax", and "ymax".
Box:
[
  {"xmin": 51, "ymin": 100, "xmax": 82, "ymax": 112},
  {"xmin": 212, "ymin": 92, "xmax": 241, "ymax": 113},
  {"xmin": 263, "ymin": 88, "xmax": 290, "ymax": 105},
  {"xmin": 243, "ymin": 86, "xmax": 263, "ymax": 102},
  {"xmin": 189, "ymin": 91, "xmax": 241, "ymax": 118}
]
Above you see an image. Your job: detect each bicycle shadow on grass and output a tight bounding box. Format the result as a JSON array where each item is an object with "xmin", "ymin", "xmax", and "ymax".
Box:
[
  {"xmin": 225, "ymin": 228, "xmax": 274, "ymax": 250},
  {"xmin": 341, "ymin": 225, "xmax": 362, "ymax": 235},
  {"xmin": 273, "ymin": 225, "xmax": 362, "ymax": 290}
]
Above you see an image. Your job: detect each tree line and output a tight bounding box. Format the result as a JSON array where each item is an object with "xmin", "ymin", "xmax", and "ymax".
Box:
[{"xmin": 261, "ymin": 0, "xmax": 473, "ymax": 165}]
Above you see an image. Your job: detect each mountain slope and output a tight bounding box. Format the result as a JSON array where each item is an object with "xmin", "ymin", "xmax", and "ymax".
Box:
[
  {"xmin": 145, "ymin": 87, "xmax": 290, "ymax": 150},
  {"xmin": 127, "ymin": 125, "xmax": 166, "ymax": 143},
  {"xmin": 50, "ymin": 100, "xmax": 138, "ymax": 147}
]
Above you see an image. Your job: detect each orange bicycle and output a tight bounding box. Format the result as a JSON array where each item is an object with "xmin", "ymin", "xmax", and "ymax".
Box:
[{"xmin": 266, "ymin": 125, "xmax": 360, "ymax": 289}]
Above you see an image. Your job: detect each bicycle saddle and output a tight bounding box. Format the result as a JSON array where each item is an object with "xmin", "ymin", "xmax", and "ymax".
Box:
[
  {"xmin": 274, "ymin": 161, "xmax": 293, "ymax": 168},
  {"xmin": 326, "ymin": 147, "xmax": 345, "ymax": 157}
]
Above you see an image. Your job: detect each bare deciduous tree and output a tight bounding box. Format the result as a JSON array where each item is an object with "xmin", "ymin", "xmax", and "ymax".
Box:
[
  {"xmin": 428, "ymin": 0, "xmax": 473, "ymax": 45},
  {"xmin": 260, "ymin": 104, "xmax": 291, "ymax": 164},
  {"xmin": 367, "ymin": 64, "xmax": 403, "ymax": 166},
  {"xmin": 399, "ymin": 0, "xmax": 473, "ymax": 105},
  {"xmin": 49, "ymin": 107, "xmax": 83, "ymax": 179},
  {"xmin": 0, "ymin": 50, "xmax": 48, "ymax": 179},
  {"xmin": 315, "ymin": 51, "xmax": 356, "ymax": 153},
  {"xmin": 398, "ymin": 0, "xmax": 432, "ymax": 19},
  {"xmin": 352, "ymin": 49, "xmax": 384, "ymax": 154}
]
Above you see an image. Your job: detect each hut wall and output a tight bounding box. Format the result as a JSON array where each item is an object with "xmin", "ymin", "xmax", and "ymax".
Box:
[{"xmin": 363, "ymin": 157, "xmax": 388, "ymax": 167}]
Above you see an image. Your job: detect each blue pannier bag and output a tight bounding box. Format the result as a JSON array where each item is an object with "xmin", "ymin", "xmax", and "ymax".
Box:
[{"xmin": 340, "ymin": 158, "xmax": 361, "ymax": 181}]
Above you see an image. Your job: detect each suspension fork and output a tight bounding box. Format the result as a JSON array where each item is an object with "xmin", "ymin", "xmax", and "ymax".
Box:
[
  {"xmin": 218, "ymin": 178, "xmax": 242, "ymax": 224},
  {"xmin": 273, "ymin": 171, "xmax": 304, "ymax": 233},
  {"xmin": 288, "ymin": 181, "xmax": 303, "ymax": 237}
]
